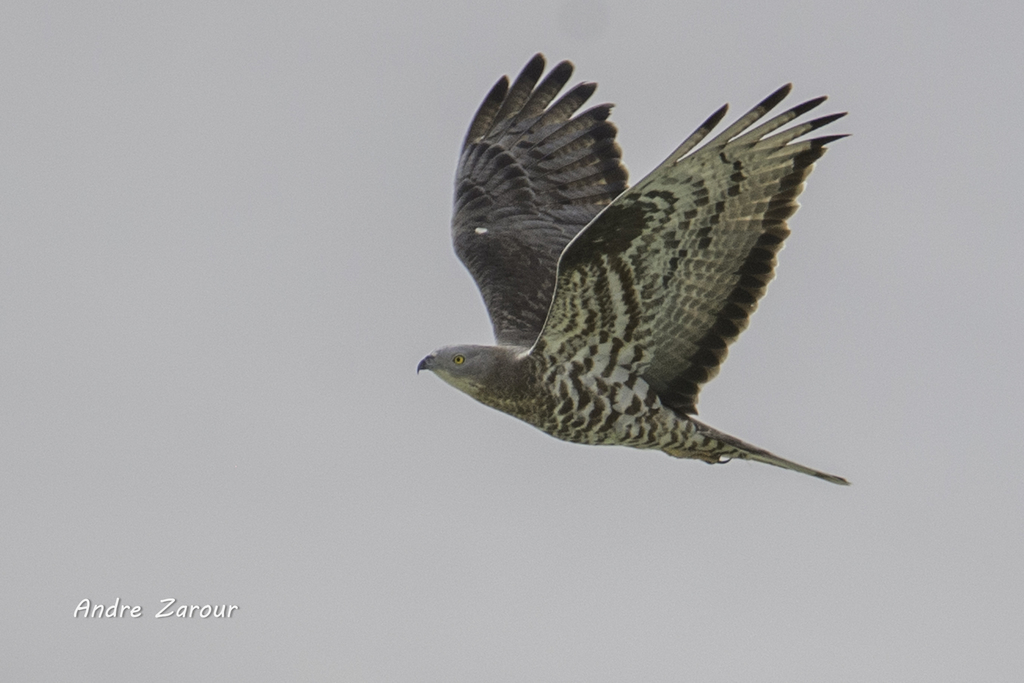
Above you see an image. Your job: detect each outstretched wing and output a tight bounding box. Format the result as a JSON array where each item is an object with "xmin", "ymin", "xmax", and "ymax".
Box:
[
  {"xmin": 533, "ymin": 85, "xmax": 845, "ymax": 415},
  {"xmin": 452, "ymin": 54, "xmax": 628, "ymax": 346}
]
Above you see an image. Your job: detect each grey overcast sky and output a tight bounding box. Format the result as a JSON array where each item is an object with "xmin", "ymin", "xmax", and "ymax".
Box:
[{"xmin": 2, "ymin": 0, "xmax": 1022, "ymax": 680}]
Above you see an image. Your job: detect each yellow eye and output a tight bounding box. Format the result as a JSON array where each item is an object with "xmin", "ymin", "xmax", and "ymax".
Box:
[{"xmin": 452, "ymin": 354, "xmax": 465, "ymax": 365}]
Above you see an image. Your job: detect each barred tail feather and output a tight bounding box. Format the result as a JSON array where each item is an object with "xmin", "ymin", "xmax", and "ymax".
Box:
[{"xmin": 665, "ymin": 419, "xmax": 849, "ymax": 485}]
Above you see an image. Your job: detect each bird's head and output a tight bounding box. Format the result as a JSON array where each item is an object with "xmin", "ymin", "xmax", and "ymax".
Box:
[{"xmin": 417, "ymin": 344, "xmax": 504, "ymax": 397}]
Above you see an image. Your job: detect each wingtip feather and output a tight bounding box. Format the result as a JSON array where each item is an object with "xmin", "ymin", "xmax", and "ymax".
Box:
[
  {"xmin": 788, "ymin": 94, "xmax": 828, "ymax": 118},
  {"xmin": 759, "ymin": 83, "xmax": 794, "ymax": 112}
]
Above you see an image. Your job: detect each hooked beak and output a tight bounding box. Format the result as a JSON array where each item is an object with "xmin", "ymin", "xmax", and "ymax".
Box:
[{"xmin": 417, "ymin": 354, "xmax": 434, "ymax": 374}]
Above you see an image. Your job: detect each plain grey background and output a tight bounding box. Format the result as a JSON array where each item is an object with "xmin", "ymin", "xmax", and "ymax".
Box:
[{"xmin": 2, "ymin": 0, "xmax": 1022, "ymax": 680}]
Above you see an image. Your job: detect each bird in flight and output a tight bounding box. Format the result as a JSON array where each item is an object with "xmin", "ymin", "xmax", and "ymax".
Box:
[{"xmin": 418, "ymin": 54, "xmax": 848, "ymax": 485}]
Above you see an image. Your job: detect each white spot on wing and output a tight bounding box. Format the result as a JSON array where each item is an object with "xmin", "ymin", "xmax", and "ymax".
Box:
[{"xmin": 475, "ymin": 227, "xmax": 488, "ymax": 234}]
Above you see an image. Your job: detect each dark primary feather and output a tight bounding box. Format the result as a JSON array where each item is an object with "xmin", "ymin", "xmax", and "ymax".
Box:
[
  {"xmin": 452, "ymin": 54, "xmax": 628, "ymax": 346},
  {"xmin": 536, "ymin": 86, "xmax": 847, "ymax": 415}
]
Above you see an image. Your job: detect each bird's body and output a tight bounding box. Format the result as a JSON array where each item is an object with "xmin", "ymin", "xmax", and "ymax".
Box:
[{"xmin": 419, "ymin": 55, "xmax": 848, "ymax": 485}]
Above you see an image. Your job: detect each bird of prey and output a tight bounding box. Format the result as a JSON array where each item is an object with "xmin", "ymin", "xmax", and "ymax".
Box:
[{"xmin": 418, "ymin": 54, "xmax": 848, "ymax": 485}]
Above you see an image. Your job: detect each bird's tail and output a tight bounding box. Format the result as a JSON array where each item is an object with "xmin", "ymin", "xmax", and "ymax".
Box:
[{"xmin": 663, "ymin": 418, "xmax": 849, "ymax": 485}]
